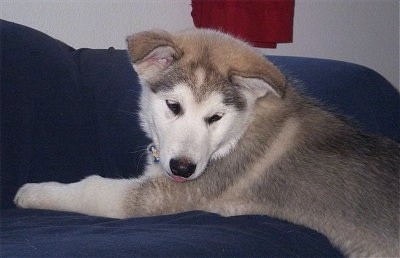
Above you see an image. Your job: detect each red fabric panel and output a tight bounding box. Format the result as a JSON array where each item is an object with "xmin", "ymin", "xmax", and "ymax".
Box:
[{"xmin": 191, "ymin": 0, "xmax": 295, "ymax": 48}]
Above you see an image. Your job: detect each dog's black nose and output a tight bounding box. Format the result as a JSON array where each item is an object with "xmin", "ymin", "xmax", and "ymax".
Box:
[{"xmin": 169, "ymin": 158, "xmax": 196, "ymax": 178}]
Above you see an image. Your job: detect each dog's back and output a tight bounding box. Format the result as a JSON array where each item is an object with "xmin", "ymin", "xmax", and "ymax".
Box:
[{"xmin": 284, "ymin": 94, "xmax": 399, "ymax": 256}]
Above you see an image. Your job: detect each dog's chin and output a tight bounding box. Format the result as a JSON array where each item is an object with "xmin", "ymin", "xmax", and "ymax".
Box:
[
  {"xmin": 169, "ymin": 175, "xmax": 188, "ymax": 183},
  {"xmin": 163, "ymin": 172, "xmax": 190, "ymax": 183},
  {"xmin": 163, "ymin": 170, "xmax": 202, "ymax": 183}
]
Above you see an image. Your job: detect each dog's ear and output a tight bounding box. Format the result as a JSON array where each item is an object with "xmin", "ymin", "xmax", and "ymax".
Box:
[
  {"xmin": 126, "ymin": 30, "xmax": 182, "ymax": 81},
  {"xmin": 228, "ymin": 60, "xmax": 286, "ymax": 99}
]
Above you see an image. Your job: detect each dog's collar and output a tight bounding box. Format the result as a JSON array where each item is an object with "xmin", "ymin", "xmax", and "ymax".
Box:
[{"xmin": 148, "ymin": 144, "xmax": 160, "ymax": 163}]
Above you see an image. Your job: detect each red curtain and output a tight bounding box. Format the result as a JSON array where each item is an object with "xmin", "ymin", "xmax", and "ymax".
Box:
[{"xmin": 191, "ymin": 0, "xmax": 295, "ymax": 48}]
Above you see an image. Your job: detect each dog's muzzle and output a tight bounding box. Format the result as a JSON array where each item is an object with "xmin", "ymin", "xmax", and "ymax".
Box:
[
  {"xmin": 148, "ymin": 144, "xmax": 196, "ymax": 183},
  {"xmin": 169, "ymin": 158, "xmax": 196, "ymax": 180}
]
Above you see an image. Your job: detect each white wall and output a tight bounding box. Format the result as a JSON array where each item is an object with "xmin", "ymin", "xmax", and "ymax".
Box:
[
  {"xmin": 0, "ymin": 0, "xmax": 193, "ymax": 48},
  {"xmin": 1, "ymin": 0, "xmax": 398, "ymax": 89},
  {"xmin": 263, "ymin": 0, "xmax": 399, "ymax": 90}
]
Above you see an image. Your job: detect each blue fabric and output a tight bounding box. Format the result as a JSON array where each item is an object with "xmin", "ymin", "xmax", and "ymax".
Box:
[
  {"xmin": 1, "ymin": 19, "xmax": 399, "ymax": 257},
  {"xmin": 1, "ymin": 20, "xmax": 149, "ymax": 210},
  {"xmin": 267, "ymin": 56, "xmax": 400, "ymax": 141},
  {"xmin": 1, "ymin": 209, "xmax": 342, "ymax": 257}
]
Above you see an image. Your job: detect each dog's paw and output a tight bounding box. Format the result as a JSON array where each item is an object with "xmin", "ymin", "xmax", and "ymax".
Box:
[{"xmin": 14, "ymin": 182, "xmax": 61, "ymax": 209}]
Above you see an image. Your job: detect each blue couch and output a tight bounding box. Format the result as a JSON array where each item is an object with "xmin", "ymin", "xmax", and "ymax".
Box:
[{"xmin": 1, "ymin": 20, "xmax": 399, "ymax": 257}]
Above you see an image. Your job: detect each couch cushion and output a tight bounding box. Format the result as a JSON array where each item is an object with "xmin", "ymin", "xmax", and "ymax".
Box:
[
  {"xmin": 1, "ymin": 209, "xmax": 343, "ymax": 257},
  {"xmin": 268, "ymin": 56, "xmax": 400, "ymax": 142},
  {"xmin": 71, "ymin": 48, "xmax": 150, "ymax": 179},
  {"xmin": 1, "ymin": 20, "xmax": 101, "ymax": 208},
  {"xmin": 1, "ymin": 21, "xmax": 150, "ymax": 208}
]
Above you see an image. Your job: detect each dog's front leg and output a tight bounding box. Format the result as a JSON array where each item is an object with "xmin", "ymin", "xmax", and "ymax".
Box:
[{"xmin": 14, "ymin": 175, "xmax": 132, "ymax": 219}]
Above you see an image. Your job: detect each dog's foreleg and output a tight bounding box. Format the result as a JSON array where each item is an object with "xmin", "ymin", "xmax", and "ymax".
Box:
[{"xmin": 14, "ymin": 176, "xmax": 132, "ymax": 218}]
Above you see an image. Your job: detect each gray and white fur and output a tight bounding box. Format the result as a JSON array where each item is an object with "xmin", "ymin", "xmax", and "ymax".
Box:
[{"xmin": 15, "ymin": 29, "xmax": 399, "ymax": 257}]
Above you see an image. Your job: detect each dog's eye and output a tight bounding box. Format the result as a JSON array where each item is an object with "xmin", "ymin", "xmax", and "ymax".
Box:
[
  {"xmin": 206, "ymin": 114, "xmax": 223, "ymax": 125},
  {"xmin": 166, "ymin": 100, "xmax": 181, "ymax": 115}
]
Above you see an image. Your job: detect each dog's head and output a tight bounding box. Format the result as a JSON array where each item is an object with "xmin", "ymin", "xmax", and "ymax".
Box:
[{"xmin": 127, "ymin": 29, "xmax": 286, "ymax": 182}]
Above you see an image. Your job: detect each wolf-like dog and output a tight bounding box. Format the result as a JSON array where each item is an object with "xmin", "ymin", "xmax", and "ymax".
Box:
[{"xmin": 14, "ymin": 29, "xmax": 399, "ymax": 257}]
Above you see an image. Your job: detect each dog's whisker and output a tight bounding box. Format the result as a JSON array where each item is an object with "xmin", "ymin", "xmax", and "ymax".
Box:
[
  {"xmin": 126, "ymin": 89, "xmax": 140, "ymax": 94},
  {"xmin": 135, "ymin": 150, "xmax": 148, "ymax": 174},
  {"xmin": 129, "ymin": 148, "xmax": 147, "ymax": 154},
  {"xmin": 128, "ymin": 143, "xmax": 152, "ymax": 153},
  {"xmin": 117, "ymin": 109, "xmax": 138, "ymax": 118}
]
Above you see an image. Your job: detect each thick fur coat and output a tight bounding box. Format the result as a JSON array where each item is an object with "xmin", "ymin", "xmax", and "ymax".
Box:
[{"xmin": 15, "ymin": 29, "xmax": 399, "ymax": 257}]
